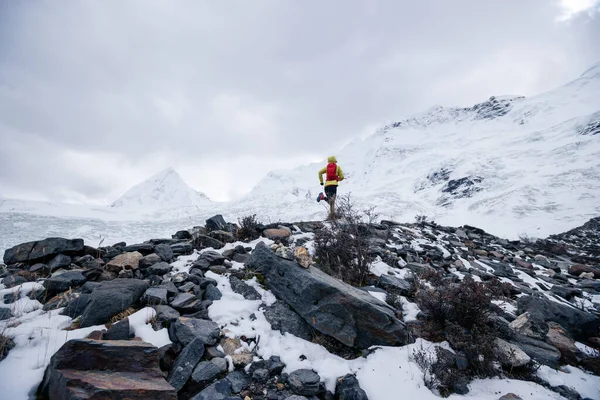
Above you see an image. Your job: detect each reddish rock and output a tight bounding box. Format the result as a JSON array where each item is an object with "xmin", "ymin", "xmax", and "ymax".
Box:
[
  {"xmin": 545, "ymin": 322, "xmax": 578, "ymax": 365},
  {"xmin": 38, "ymin": 339, "xmax": 176, "ymax": 400},
  {"xmin": 490, "ymin": 251, "xmax": 504, "ymax": 259},
  {"xmin": 86, "ymin": 330, "xmax": 105, "ymax": 340},
  {"xmin": 568, "ymin": 264, "xmax": 600, "ymax": 278},
  {"xmin": 515, "ymin": 259, "xmax": 533, "ymax": 269}
]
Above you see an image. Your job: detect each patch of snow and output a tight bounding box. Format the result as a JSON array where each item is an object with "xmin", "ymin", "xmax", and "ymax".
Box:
[
  {"xmin": 400, "ymin": 296, "xmax": 420, "ymax": 322},
  {"xmin": 575, "ymin": 342, "xmax": 599, "ymax": 357},
  {"xmin": 537, "ymin": 365, "xmax": 600, "ymax": 400},
  {"xmin": 128, "ymin": 307, "xmax": 171, "ymax": 348},
  {"xmin": 368, "ymin": 291, "xmax": 387, "ymax": 303}
]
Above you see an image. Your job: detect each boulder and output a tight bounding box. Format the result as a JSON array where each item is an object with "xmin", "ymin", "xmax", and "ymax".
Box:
[
  {"xmin": 495, "ymin": 338, "xmax": 531, "ymax": 367},
  {"xmin": 123, "ymin": 243, "xmax": 155, "ymax": 255},
  {"xmin": 229, "ymin": 276, "xmax": 261, "ymax": 300},
  {"xmin": 47, "ymin": 254, "xmax": 72, "ymax": 271},
  {"xmin": 104, "ymin": 318, "xmax": 131, "ymax": 340},
  {"xmin": 550, "ymin": 285, "xmax": 582, "ymax": 301},
  {"xmin": 263, "ymin": 227, "xmax": 292, "ymax": 241},
  {"xmin": 510, "ymin": 335, "xmax": 561, "ymax": 368},
  {"xmin": 288, "ymin": 369, "xmax": 321, "ymax": 396},
  {"xmin": 148, "ymin": 262, "xmax": 172, "ymax": 276},
  {"xmin": 105, "ymin": 251, "xmax": 143, "ymax": 273},
  {"xmin": 209, "ymin": 230, "xmax": 235, "ymax": 243},
  {"xmin": 144, "ymin": 287, "xmax": 168, "ymax": 305},
  {"xmin": 140, "ymin": 254, "xmax": 162, "ymax": 269},
  {"xmin": 4, "ymin": 237, "xmax": 84, "ymax": 265},
  {"xmin": 168, "ymin": 338, "xmax": 205, "ymax": 391},
  {"xmin": 249, "ymin": 243, "xmax": 412, "ymax": 348},
  {"xmin": 517, "ymin": 295, "xmax": 600, "ymax": 341},
  {"xmin": 155, "ymin": 244, "xmax": 175, "ymax": 263},
  {"xmin": 192, "ymin": 251, "xmax": 226, "ymax": 271},
  {"xmin": 568, "ymin": 264, "xmax": 600, "ymax": 278},
  {"xmin": 193, "ymin": 235, "xmax": 225, "ymax": 250},
  {"xmin": 191, "ymin": 361, "xmax": 222, "ymax": 385},
  {"xmin": 43, "ymin": 270, "xmax": 87, "ymax": 295},
  {"xmin": 205, "ymin": 215, "xmax": 228, "ymax": 232},
  {"xmin": 379, "ymin": 274, "xmax": 412, "ymax": 295},
  {"xmin": 509, "ymin": 312, "xmax": 548, "ymax": 340},
  {"xmin": 30, "ymin": 263, "xmax": 50, "ymax": 274},
  {"xmin": 190, "ymin": 379, "xmax": 233, "ymax": 400},
  {"xmin": 171, "ymin": 243, "xmax": 194, "ymax": 256},
  {"xmin": 545, "ymin": 322, "xmax": 579, "ymax": 364},
  {"xmin": 225, "ymin": 370, "xmax": 252, "ymax": 393},
  {"xmin": 204, "ymin": 284, "xmax": 223, "ymax": 301},
  {"xmin": 168, "ymin": 317, "xmax": 220, "ymax": 346},
  {"xmin": 335, "ymin": 374, "xmax": 368, "ymax": 400},
  {"xmin": 263, "ymin": 300, "xmax": 313, "ymax": 341},
  {"xmin": 79, "ymin": 279, "xmax": 149, "ymax": 327},
  {"xmin": 37, "ymin": 339, "xmax": 176, "ymax": 400},
  {"xmin": 61, "ymin": 293, "xmax": 92, "ymax": 318},
  {"xmin": 155, "ymin": 305, "xmax": 181, "ymax": 322},
  {"xmin": 172, "ymin": 230, "xmax": 192, "ymax": 240}
]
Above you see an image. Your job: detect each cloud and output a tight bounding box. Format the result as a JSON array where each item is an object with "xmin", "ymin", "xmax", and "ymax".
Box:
[{"xmin": 0, "ymin": 0, "xmax": 599, "ymax": 203}]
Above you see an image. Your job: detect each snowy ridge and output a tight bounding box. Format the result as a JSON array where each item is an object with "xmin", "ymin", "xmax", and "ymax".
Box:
[
  {"xmin": 236, "ymin": 64, "xmax": 600, "ymax": 239},
  {"xmin": 110, "ymin": 167, "xmax": 211, "ymax": 212}
]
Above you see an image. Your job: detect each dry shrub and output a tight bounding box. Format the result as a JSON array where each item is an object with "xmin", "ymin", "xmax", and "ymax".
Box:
[
  {"xmin": 109, "ymin": 307, "xmax": 138, "ymax": 324},
  {"xmin": 236, "ymin": 214, "xmax": 262, "ymax": 241},
  {"xmin": 415, "ymin": 274, "xmax": 511, "ymax": 393},
  {"xmin": 314, "ymin": 194, "xmax": 377, "ymax": 286}
]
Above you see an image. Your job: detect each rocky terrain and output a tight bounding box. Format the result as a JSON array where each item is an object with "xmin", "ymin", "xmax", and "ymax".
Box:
[{"xmin": 1, "ymin": 214, "xmax": 599, "ymax": 400}]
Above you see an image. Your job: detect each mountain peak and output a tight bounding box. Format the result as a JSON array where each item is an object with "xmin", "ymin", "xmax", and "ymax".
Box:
[{"xmin": 111, "ymin": 167, "xmax": 211, "ymax": 210}]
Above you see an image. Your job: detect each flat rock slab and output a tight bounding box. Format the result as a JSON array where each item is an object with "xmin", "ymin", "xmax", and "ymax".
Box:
[
  {"xmin": 38, "ymin": 339, "xmax": 176, "ymax": 400},
  {"xmin": 249, "ymin": 243, "xmax": 412, "ymax": 348},
  {"xmin": 168, "ymin": 317, "xmax": 220, "ymax": 346},
  {"xmin": 4, "ymin": 237, "xmax": 84, "ymax": 265}
]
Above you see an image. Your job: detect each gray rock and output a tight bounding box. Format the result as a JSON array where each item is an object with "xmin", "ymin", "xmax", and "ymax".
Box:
[
  {"xmin": 229, "ymin": 276, "xmax": 261, "ymax": 300},
  {"xmin": 495, "ymin": 338, "xmax": 531, "ymax": 367},
  {"xmin": 379, "ymin": 274, "xmax": 412, "ymax": 295},
  {"xmin": 335, "ymin": 374, "xmax": 368, "ymax": 400},
  {"xmin": 148, "ymin": 262, "xmax": 172, "ymax": 276},
  {"xmin": 179, "ymin": 282, "xmax": 197, "ymax": 293},
  {"xmin": 173, "ymin": 230, "xmax": 192, "ymax": 240},
  {"xmin": 285, "ymin": 396, "xmax": 309, "ymax": 400},
  {"xmin": 171, "ymin": 243, "xmax": 194, "ymax": 256},
  {"xmin": 206, "ymin": 215, "xmax": 228, "ymax": 232},
  {"xmin": 225, "ymin": 370, "xmax": 251, "ymax": 393},
  {"xmin": 193, "ymin": 235, "xmax": 226, "ymax": 251},
  {"xmin": 204, "ymin": 284, "xmax": 223, "ymax": 301},
  {"xmin": 79, "ymin": 279, "xmax": 149, "ymax": 327},
  {"xmin": 155, "ymin": 244, "xmax": 175, "ymax": 263},
  {"xmin": 510, "ymin": 335, "xmax": 561, "ymax": 368},
  {"xmin": 210, "ymin": 357, "xmax": 228, "ymax": 372},
  {"xmin": 160, "ymin": 281, "xmax": 180, "ymax": 297},
  {"xmin": 47, "ymin": 254, "xmax": 72, "ymax": 271},
  {"xmin": 81, "ymin": 281, "xmax": 101, "ymax": 293},
  {"xmin": 1, "ymin": 274, "xmax": 26, "ymax": 288},
  {"xmin": 263, "ymin": 300, "xmax": 313, "ymax": 341},
  {"xmin": 550, "ymin": 285, "xmax": 582, "ymax": 300},
  {"xmin": 252, "ymin": 368, "xmax": 270, "ymax": 383},
  {"xmin": 191, "ymin": 361, "xmax": 222, "ymax": 384},
  {"xmin": 144, "ymin": 287, "xmax": 168, "ymax": 305},
  {"xmin": 169, "ymin": 317, "xmax": 220, "ymax": 346},
  {"xmin": 268, "ymin": 356, "xmax": 285, "ymax": 376},
  {"xmin": 193, "ymin": 251, "xmax": 226, "ymax": 271},
  {"xmin": 122, "ymin": 243, "xmax": 155, "ymax": 255},
  {"xmin": 104, "ymin": 318, "xmax": 130, "ymax": 340},
  {"xmin": 288, "ymin": 369, "xmax": 321, "ymax": 396},
  {"xmin": 517, "ymin": 295, "xmax": 600, "ymax": 341},
  {"xmin": 155, "ymin": 305, "xmax": 181, "ymax": 322},
  {"xmin": 170, "ymin": 293, "xmax": 197, "ymax": 308},
  {"xmin": 190, "ymin": 379, "xmax": 233, "ymax": 400},
  {"xmin": 140, "ymin": 253, "xmax": 162, "ymax": 269},
  {"xmin": 168, "ymin": 338, "xmax": 205, "ymax": 391},
  {"xmin": 43, "ymin": 270, "xmax": 86, "ymax": 294},
  {"xmin": 249, "ymin": 243, "xmax": 412, "ymax": 348},
  {"xmin": 4, "ymin": 237, "xmax": 84, "ymax": 265},
  {"xmin": 232, "ymin": 253, "xmax": 251, "ymax": 264},
  {"xmin": 30, "ymin": 263, "xmax": 50, "ymax": 274},
  {"xmin": 205, "ymin": 346, "xmax": 226, "ymax": 358},
  {"xmin": 61, "ymin": 293, "xmax": 92, "ymax": 318}
]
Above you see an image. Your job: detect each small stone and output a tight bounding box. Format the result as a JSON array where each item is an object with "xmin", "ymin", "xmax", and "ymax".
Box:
[
  {"xmin": 86, "ymin": 330, "xmax": 104, "ymax": 340},
  {"xmin": 144, "ymin": 287, "xmax": 168, "ymax": 305},
  {"xmin": 204, "ymin": 283, "xmax": 223, "ymax": 301},
  {"xmin": 252, "ymin": 368, "xmax": 270, "ymax": 383},
  {"xmin": 293, "ymin": 247, "xmax": 313, "ymax": 268},
  {"xmin": 288, "ymin": 369, "xmax": 321, "ymax": 396},
  {"xmin": 191, "ymin": 360, "xmax": 222, "ymax": 384},
  {"xmin": 499, "ymin": 394, "xmax": 523, "ymax": 400},
  {"xmin": 210, "ymin": 357, "xmax": 228, "ymax": 372},
  {"xmin": 496, "ymin": 338, "xmax": 531, "ymax": 367},
  {"xmin": 225, "ymin": 370, "xmax": 252, "ymax": 393},
  {"xmin": 105, "ymin": 251, "xmax": 143, "ymax": 272},
  {"xmin": 221, "ymin": 337, "xmax": 253, "ymax": 367}
]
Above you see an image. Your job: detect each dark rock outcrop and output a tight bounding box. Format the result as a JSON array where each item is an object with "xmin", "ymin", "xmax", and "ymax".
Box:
[
  {"xmin": 4, "ymin": 237, "xmax": 84, "ymax": 265},
  {"xmin": 249, "ymin": 243, "xmax": 412, "ymax": 348}
]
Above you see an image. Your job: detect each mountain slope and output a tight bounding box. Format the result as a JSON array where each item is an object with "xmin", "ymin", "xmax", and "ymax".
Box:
[
  {"xmin": 233, "ymin": 64, "xmax": 600, "ymax": 239},
  {"xmin": 111, "ymin": 167, "xmax": 211, "ymax": 212}
]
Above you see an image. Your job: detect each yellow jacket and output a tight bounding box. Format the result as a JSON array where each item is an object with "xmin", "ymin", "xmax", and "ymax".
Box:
[{"xmin": 318, "ymin": 156, "xmax": 344, "ymax": 187}]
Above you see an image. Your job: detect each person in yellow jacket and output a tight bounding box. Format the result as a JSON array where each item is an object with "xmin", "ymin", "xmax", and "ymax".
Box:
[{"xmin": 317, "ymin": 156, "xmax": 344, "ymax": 219}]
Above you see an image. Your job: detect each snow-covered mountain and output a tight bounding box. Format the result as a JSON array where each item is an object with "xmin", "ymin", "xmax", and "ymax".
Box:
[
  {"xmin": 233, "ymin": 63, "xmax": 600, "ymax": 238},
  {"xmin": 110, "ymin": 167, "xmax": 211, "ymax": 213}
]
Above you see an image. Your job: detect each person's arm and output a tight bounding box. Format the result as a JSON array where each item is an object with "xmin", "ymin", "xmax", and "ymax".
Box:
[
  {"xmin": 318, "ymin": 167, "xmax": 326, "ymax": 184},
  {"xmin": 337, "ymin": 166, "xmax": 344, "ymax": 181}
]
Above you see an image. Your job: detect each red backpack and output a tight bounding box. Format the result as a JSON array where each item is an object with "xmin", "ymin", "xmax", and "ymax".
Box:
[{"xmin": 326, "ymin": 162, "xmax": 338, "ymax": 181}]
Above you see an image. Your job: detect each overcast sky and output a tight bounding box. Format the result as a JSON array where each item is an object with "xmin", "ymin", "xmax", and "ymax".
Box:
[{"xmin": 1, "ymin": 0, "xmax": 599, "ymax": 204}]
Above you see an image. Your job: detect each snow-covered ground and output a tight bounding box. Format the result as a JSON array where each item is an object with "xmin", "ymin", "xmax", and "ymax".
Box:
[{"xmin": 3, "ymin": 238, "xmax": 599, "ymax": 400}]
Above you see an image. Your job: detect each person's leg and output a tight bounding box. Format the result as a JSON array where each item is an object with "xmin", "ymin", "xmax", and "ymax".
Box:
[{"xmin": 325, "ymin": 186, "xmax": 337, "ymax": 219}]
